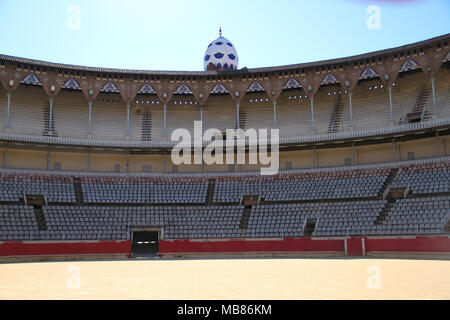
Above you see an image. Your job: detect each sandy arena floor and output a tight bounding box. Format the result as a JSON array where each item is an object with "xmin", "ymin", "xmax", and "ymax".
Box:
[{"xmin": 0, "ymin": 258, "xmax": 449, "ymax": 300}]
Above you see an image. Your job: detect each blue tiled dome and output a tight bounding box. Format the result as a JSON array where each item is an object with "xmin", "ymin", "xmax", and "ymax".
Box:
[{"xmin": 203, "ymin": 32, "xmax": 238, "ymax": 71}]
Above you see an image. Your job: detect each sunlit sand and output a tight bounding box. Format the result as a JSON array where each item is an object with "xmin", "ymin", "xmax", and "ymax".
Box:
[{"xmin": 0, "ymin": 258, "xmax": 449, "ymax": 300}]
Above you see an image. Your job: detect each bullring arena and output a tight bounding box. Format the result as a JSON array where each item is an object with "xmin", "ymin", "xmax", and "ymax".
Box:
[
  {"xmin": 1, "ymin": 259, "xmax": 449, "ymax": 300},
  {"xmin": 0, "ymin": 32, "xmax": 450, "ymax": 300}
]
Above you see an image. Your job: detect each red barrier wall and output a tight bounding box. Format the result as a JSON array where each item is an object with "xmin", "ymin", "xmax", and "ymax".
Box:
[
  {"xmin": 365, "ymin": 236, "xmax": 450, "ymax": 253},
  {"xmin": 159, "ymin": 238, "xmax": 345, "ymax": 254},
  {"xmin": 0, "ymin": 240, "xmax": 131, "ymax": 257},
  {"xmin": 160, "ymin": 236, "xmax": 450, "ymax": 256},
  {"xmin": 347, "ymin": 237, "xmax": 364, "ymax": 256},
  {"xmin": 0, "ymin": 236, "xmax": 449, "ymax": 259}
]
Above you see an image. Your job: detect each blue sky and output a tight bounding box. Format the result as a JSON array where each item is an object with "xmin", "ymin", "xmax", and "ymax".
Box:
[{"xmin": 0, "ymin": 0, "xmax": 448, "ymax": 71}]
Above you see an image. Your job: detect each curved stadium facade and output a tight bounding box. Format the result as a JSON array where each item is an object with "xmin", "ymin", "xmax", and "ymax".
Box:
[{"xmin": 0, "ymin": 34, "xmax": 449, "ymax": 259}]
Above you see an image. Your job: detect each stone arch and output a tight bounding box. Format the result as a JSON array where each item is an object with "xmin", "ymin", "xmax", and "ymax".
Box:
[
  {"xmin": 174, "ymin": 83, "xmax": 193, "ymax": 95},
  {"xmin": 138, "ymin": 83, "xmax": 156, "ymax": 94},
  {"xmin": 21, "ymin": 73, "xmax": 41, "ymax": 85},
  {"xmin": 210, "ymin": 83, "xmax": 229, "ymax": 94},
  {"xmin": 62, "ymin": 78, "xmax": 81, "ymax": 90},
  {"xmin": 101, "ymin": 82, "xmax": 120, "ymax": 93},
  {"xmin": 246, "ymin": 81, "xmax": 265, "ymax": 92},
  {"xmin": 283, "ymin": 78, "xmax": 301, "ymax": 90},
  {"xmin": 322, "ymin": 73, "xmax": 338, "ymax": 85},
  {"xmin": 359, "ymin": 67, "xmax": 377, "ymax": 79},
  {"xmin": 400, "ymin": 59, "xmax": 419, "ymax": 72}
]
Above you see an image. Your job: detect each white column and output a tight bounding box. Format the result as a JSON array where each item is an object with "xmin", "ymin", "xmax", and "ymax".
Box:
[
  {"xmin": 236, "ymin": 102, "xmax": 240, "ymax": 129},
  {"xmin": 273, "ymin": 100, "xmax": 277, "ymax": 128},
  {"xmin": 126, "ymin": 103, "xmax": 130, "ymax": 136},
  {"xmin": 6, "ymin": 92, "xmax": 11, "ymax": 128},
  {"xmin": 163, "ymin": 103, "xmax": 167, "ymax": 138},
  {"xmin": 431, "ymin": 77, "xmax": 437, "ymax": 117},
  {"xmin": 48, "ymin": 98, "xmax": 54, "ymax": 135},
  {"xmin": 362, "ymin": 237, "xmax": 366, "ymax": 257},
  {"xmin": 388, "ymin": 85, "xmax": 393, "ymax": 124},
  {"xmin": 348, "ymin": 92, "xmax": 353, "ymax": 128},
  {"xmin": 88, "ymin": 101, "xmax": 93, "ymax": 134}
]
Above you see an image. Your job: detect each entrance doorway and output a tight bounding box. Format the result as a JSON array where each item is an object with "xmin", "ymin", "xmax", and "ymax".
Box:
[{"xmin": 131, "ymin": 231, "xmax": 159, "ymax": 256}]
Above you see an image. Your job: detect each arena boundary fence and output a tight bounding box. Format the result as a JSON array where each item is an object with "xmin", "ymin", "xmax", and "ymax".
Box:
[{"xmin": 0, "ymin": 236, "xmax": 449, "ymax": 261}]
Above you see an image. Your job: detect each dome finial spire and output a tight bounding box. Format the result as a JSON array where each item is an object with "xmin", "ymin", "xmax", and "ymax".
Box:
[{"xmin": 219, "ymin": 27, "xmax": 222, "ymax": 37}]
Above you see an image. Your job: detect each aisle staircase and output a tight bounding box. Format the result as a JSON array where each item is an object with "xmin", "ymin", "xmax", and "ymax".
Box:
[
  {"xmin": 141, "ymin": 111, "xmax": 152, "ymax": 141},
  {"xmin": 73, "ymin": 178, "xmax": 84, "ymax": 205},
  {"xmin": 42, "ymin": 102, "xmax": 57, "ymax": 136},
  {"xmin": 33, "ymin": 206, "xmax": 48, "ymax": 231},
  {"xmin": 328, "ymin": 96, "xmax": 344, "ymax": 133}
]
